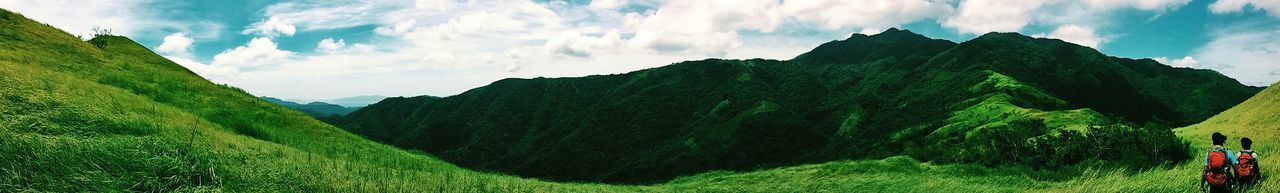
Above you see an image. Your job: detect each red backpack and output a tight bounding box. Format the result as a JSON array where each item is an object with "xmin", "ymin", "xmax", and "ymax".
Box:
[
  {"xmin": 1238, "ymin": 150, "xmax": 1257, "ymax": 181},
  {"xmin": 1205, "ymin": 148, "xmax": 1231, "ymax": 186}
]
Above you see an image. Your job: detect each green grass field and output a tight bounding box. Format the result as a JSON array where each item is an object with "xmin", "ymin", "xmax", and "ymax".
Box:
[
  {"xmin": 657, "ymin": 83, "xmax": 1280, "ymax": 193},
  {"xmin": 1, "ymin": 8, "xmax": 1277, "ymax": 192}
]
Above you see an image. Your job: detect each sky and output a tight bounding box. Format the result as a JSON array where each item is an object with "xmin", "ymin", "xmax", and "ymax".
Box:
[{"xmin": 2, "ymin": 0, "xmax": 1279, "ymax": 101}]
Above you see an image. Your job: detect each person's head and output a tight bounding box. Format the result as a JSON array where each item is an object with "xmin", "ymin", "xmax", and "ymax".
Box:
[
  {"xmin": 1212, "ymin": 132, "xmax": 1227, "ymax": 146},
  {"xmin": 1242, "ymin": 137, "xmax": 1253, "ymax": 150}
]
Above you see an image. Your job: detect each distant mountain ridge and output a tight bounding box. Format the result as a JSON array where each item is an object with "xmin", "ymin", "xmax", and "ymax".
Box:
[
  {"xmin": 261, "ymin": 97, "xmax": 359, "ymax": 118},
  {"xmin": 322, "ymin": 95, "xmax": 387, "ymax": 107},
  {"xmin": 334, "ymin": 28, "xmax": 1262, "ymax": 183}
]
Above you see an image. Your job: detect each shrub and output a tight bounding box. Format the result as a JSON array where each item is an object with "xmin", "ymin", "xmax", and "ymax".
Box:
[{"xmin": 924, "ymin": 118, "xmax": 1190, "ymax": 169}]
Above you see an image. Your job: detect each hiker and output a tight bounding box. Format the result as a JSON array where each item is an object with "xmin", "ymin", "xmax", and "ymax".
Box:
[
  {"xmin": 1201, "ymin": 132, "xmax": 1237, "ymax": 193},
  {"xmin": 1237, "ymin": 137, "xmax": 1261, "ymax": 188}
]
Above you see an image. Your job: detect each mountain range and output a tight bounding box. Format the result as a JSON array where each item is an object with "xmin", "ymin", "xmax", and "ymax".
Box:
[
  {"xmin": 334, "ymin": 28, "xmax": 1262, "ymax": 183},
  {"xmin": 319, "ymin": 95, "xmax": 388, "ymax": 108},
  {"xmin": 261, "ymin": 97, "xmax": 360, "ymax": 118}
]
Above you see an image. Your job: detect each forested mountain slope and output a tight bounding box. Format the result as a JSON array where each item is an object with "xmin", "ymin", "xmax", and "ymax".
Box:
[{"xmin": 338, "ymin": 28, "xmax": 1261, "ymax": 183}]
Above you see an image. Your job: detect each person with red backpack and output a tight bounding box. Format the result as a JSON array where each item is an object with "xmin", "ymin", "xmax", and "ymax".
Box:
[
  {"xmin": 1201, "ymin": 132, "xmax": 1238, "ymax": 193},
  {"xmin": 1237, "ymin": 137, "xmax": 1261, "ymax": 189}
]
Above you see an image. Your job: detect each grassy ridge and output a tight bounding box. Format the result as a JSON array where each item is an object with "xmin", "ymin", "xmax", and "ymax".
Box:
[{"xmin": 1174, "ymin": 81, "xmax": 1280, "ymax": 192}]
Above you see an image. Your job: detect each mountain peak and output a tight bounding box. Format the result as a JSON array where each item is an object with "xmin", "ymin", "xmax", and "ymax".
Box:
[
  {"xmin": 973, "ymin": 31, "xmax": 1028, "ymax": 40},
  {"xmin": 794, "ymin": 28, "xmax": 955, "ymax": 65},
  {"xmin": 964, "ymin": 31, "xmax": 1097, "ymax": 52},
  {"xmin": 872, "ymin": 27, "xmax": 912, "ymax": 37},
  {"xmin": 842, "ymin": 28, "xmax": 921, "ymax": 41}
]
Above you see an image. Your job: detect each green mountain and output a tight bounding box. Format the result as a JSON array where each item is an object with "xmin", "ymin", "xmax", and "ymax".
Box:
[
  {"xmin": 336, "ymin": 28, "xmax": 1261, "ymax": 183},
  {"xmin": 339, "ymin": 95, "xmax": 441, "ymax": 141},
  {"xmin": 261, "ymin": 97, "xmax": 359, "ymax": 118}
]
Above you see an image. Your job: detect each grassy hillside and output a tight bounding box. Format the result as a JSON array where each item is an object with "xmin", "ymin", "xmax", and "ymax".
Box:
[
  {"xmin": 0, "ymin": 9, "xmax": 654, "ymax": 192},
  {"xmin": 335, "ymin": 28, "xmax": 1258, "ymax": 183},
  {"xmin": 659, "ymin": 82, "xmax": 1280, "ymax": 193},
  {"xmin": 1175, "ymin": 81, "xmax": 1280, "ymax": 191},
  {"xmin": 1180, "ymin": 82, "xmax": 1280, "ymax": 143}
]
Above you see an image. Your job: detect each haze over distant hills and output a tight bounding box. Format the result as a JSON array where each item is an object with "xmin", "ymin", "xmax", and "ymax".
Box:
[
  {"xmin": 260, "ymin": 97, "xmax": 359, "ymax": 118},
  {"xmin": 321, "ymin": 95, "xmax": 388, "ymax": 107},
  {"xmin": 334, "ymin": 28, "xmax": 1262, "ymax": 183},
  {"xmin": 272, "ymin": 95, "xmax": 388, "ymax": 108}
]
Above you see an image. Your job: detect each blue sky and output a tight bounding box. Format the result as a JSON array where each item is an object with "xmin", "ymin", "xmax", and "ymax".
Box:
[{"xmin": 3, "ymin": 0, "xmax": 1280, "ymax": 101}]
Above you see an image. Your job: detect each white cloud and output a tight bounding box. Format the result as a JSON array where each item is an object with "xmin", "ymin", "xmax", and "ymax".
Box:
[
  {"xmin": 505, "ymin": 63, "xmax": 522, "ymax": 72},
  {"xmin": 375, "ymin": 19, "xmax": 417, "ymax": 36},
  {"xmin": 943, "ymin": 0, "xmax": 1190, "ymax": 35},
  {"xmin": 211, "ymin": 37, "xmax": 294, "ymax": 68},
  {"xmin": 157, "ymin": 32, "xmax": 194, "ymax": 55},
  {"xmin": 0, "ymin": 0, "xmax": 196, "ymax": 39},
  {"xmin": 588, "ymin": 0, "xmax": 626, "ymax": 11},
  {"xmin": 316, "ymin": 38, "xmax": 346, "ymax": 53},
  {"xmin": 246, "ymin": 1, "xmax": 441, "ymax": 37},
  {"xmin": 1210, "ymin": 0, "xmax": 1280, "ymax": 17},
  {"xmin": 243, "ymin": 16, "xmax": 297, "ymax": 36},
  {"xmin": 544, "ymin": 31, "xmax": 622, "ymax": 57},
  {"xmin": 414, "ymin": 11, "xmax": 531, "ymax": 40},
  {"xmin": 166, "ymin": 56, "xmax": 239, "ymax": 83},
  {"xmin": 944, "ymin": 0, "xmax": 1050, "ymax": 34},
  {"xmin": 1034, "ymin": 24, "xmax": 1105, "ymax": 48},
  {"xmin": 629, "ymin": 30, "xmax": 741, "ymax": 56},
  {"xmin": 1083, "ymin": 0, "xmax": 1190, "ymax": 10},
  {"xmin": 1152, "ymin": 56, "xmax": 1200, "ymax": 68},
  {"xmin": 1191, "ymin": 28, "xmax": 1280, "ymax": 86},
  {"xmin": 781, "ymin": 0, "xmax": 952, "ymax": 30},
  {"xmin": 420, "ymin": 52, "xmax": 457, "ymax": 67},
  {"xmin": 625, "ymin": 0, "xmax": 781, "ymax": 55},
  {"xmin": 416, "ymin": 0, "xmax": 452, "ymax": 11},
  {"xmin": 406, "ymin": 2, "xmax": 563, "ymax": 41}
]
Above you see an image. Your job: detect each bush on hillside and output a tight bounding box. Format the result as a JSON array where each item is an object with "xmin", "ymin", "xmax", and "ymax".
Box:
[
  {"xmin": 88, "ymin": 26, "xmax": 113, "ymax": 49},
  {"xmin": 915, "ymin": 118, "xmax": 1190, "ymax": 169}
]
